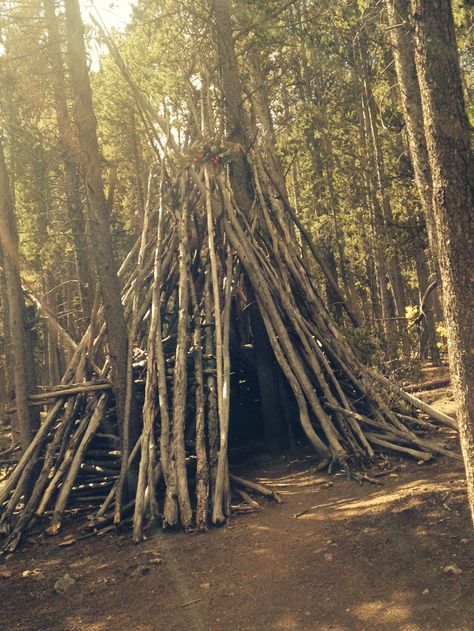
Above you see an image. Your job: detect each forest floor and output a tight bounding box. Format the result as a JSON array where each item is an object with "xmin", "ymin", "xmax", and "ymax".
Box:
[{"xmin": 1, "ymin": 372, "xmax": 473, "ymax": 631}]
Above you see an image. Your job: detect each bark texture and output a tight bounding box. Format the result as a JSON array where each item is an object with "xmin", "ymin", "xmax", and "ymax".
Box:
[
  {"xmin": 43, "ymin": 0, "xmax": 94, "ymax": 326},
  {"xmin": 411, "ymin": 0, "xmax": 474, "ymax": 524},
  {"xmin": 0, "ymin": 141, "xmax": 40, "ymax": 452},
  {"xmin": 63, "ymin": 0, "xmax": 133, "ymax": 442}
]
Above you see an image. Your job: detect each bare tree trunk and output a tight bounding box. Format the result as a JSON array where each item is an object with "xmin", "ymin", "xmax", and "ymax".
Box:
[
  {"xmin": 356, "ymin": 36, "xmax": 407, "ymax": 323},
  {"xmin": 44, "ymin": 274, "xmax": 62, "ymax": 385},
  {"xmin": 365, "ymin": 256, "xmax": 383, "ymax": 336},
  {"xmin": 63, "ymin": 0, "xmax": 137, "ymax": 450},
  {"xmin": 130, "ymin": 113, "xmax": 146, "ymax": 230},
  {"xmin": 385, "ymin": 0, "xmax": 437, "ymax": 253},
  {"xmin": 0, "ymin": 254, "xmax": 17, "ymax": 445},
  {"xmin": 307, "ymin": 46, "xmax": 360, "ymax": 321},
  {"xmin": 386, "ymin": 0, "xmax": 444, "ymax": 324},
  {"xmin": 212, "ymin": 0, "xmax": 253, "ymax": 214},
  {"xmin": 291, "ymin": 17, "xmax": 348, "ymax": 325},
  {"xmin": 0, "ymin": 141, "xmax": 40, "ymax": 453},
  {"xmin": 358, "ymin": 96, "xmax": 396, "ymax": 353},
  {"xmin": 410, "ymin": 0, "xmax": 474, "ymax": 524},
  {"xmin": 43, "ymin": 0, "xmax": 94, "ymax": 327}
]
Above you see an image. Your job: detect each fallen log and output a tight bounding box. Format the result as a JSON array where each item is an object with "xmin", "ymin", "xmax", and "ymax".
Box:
[
  {"xmin": 230, "ymin": 473, "xmax": 283, "ymax": 504},
  {"xmin": 234, "ymin": 487, "xmax": 260, "ymax": 510},
  {"xmin": 405, "ymin": 377, "xmax": 451, "ymax": 393},
  {"xmin": 371, "ymin": 371, "xmax": 457, "ymax": 429}
]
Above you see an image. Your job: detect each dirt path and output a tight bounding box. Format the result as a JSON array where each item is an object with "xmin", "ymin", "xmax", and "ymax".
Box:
[{"xmin": 1, "ymin": 450, "xmax": 473, "ymax": 631}]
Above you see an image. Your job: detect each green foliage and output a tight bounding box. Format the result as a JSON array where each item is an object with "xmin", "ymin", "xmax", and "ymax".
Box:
[
  {"xmin": 344, "ymin": 326, "xmax": 384, "ymax": 366},
  {"xmin": 436, "ymin": 323, "xmax": 449, "ymax": 358}
]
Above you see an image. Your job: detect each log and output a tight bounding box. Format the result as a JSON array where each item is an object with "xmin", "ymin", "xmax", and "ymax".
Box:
[
  {"xmin": 405, "ymin": 377, "xmax": 450, "ymax": 393},
  {"xmin": 229, "ymin": 473, "xmax": 282, "ymax": 504},
  {"xmin": 6, "ymin": 382, "xmax": 112, "ymax": 413},
  {"xmin": 372, "ymin": 372, "xmax": 457, "ymax": 429},
  {"xmin": 50, "ymin": 395, "xmax": 108, "ymax": 532},
  {"xmin": 28, "ymin": 382, "xmax": 112, "ymax": 401},
  {"xmin": 234, "ymin": 487, "xmax": 260, "ymax": 510},
  {"xmin": 364, "ymin": 434, "xmax": 433, "ymax": 461}
]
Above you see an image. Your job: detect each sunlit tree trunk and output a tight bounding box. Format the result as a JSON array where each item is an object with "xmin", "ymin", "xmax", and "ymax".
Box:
[
  {"xmin": 411, "ymin": 0, "xmax": 474, "ymax": 524},
  {"xmin": 358, "ymin": 94, "xmax": 396, "ymax": 354},
  {"xmin": 63, "ymin": 0, "xmax": 137, "ymax": 453},
  {"xmin": 386, "ymin": 0, "xmax": 436, "ymax": 252},
  {"xmin": 356, "ymin": 36, "xmax": 407, "ymax": 324},
  {"xmin": 292, "ymin": 6, "xmax": 346, "ymax": 324},
  {"xmin": 44, "ymin": 0, "xmax": 94, "ymax": 329}
]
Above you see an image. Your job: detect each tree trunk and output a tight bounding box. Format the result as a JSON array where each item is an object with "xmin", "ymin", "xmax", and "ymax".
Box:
[
  {"xmin": 358, "ymin": 95, "xmax": 396, "ymax": 354},
  {"xmin": 0, "ymin": 254, "xmax": 18, "ymax": 445},
  {"xmin": 308, "ymin": 46, "xmax": 359, "ymax": 321},
  {"xmin": 385, "ymin": 0, "xmax": 437, "ymax": 253},
  {"xmin": 357, "ymin": 36, "xmax": 407, "ymax": 323},
  {"xmin": 386, "ymin": 0, "xmax": 444, "ymax": 322},
  {"xmin": 411, "ymin": 0, "xmax": 474, "ymax": 524},
  {"xmin": 212, "ymin": 0, "xmax": 253, "ymax": 214},
  {"xmin": 130, "ymin": 113, "xmax": 146, "ymax": 231},
  {"xmin": 63, "ymin": 0, "xmax": 136, "ymax": 448},
  {"xmin": 291, "ymin": 18, "xmax": 348, "ymax": 324},
  {"xmin": 0, "ymin": 141, "xmax": 40, "ymax": 453},
  {"xmin": 43, "ymin": 0, "xmax": 94, "ymax": 327},
  {"xmin": 44, "ymin": 273, "xmax": 63, "ymax": 385}
]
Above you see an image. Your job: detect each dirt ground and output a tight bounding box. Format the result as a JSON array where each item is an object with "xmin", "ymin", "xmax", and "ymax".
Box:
[{"xmin": 1, "ymin": 384, "xmax": 473, "ymax": 631}]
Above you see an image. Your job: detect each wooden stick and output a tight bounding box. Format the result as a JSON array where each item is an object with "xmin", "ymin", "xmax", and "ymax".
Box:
[
  {"xmin": 327, "ymin": 404, "xmax": 458, "ymax": 460},
  {"xmin": 234, "ymin": 487, "xmax": 260, "ymax": 510},
  {"xmin": 28, "ymin": 382, "xmax": 111, "ymax": 401},
  {"xmin": 2, "ymin": 399, "xmax": 77, "ymax": 548},
  {"xmin": 116, "ymin": 176, "xmax": 152, "ymax": 525},
  {"xmin": 0, "ymin": 399, "xmax": 64, "ymax": 507},
  {"xmin": 230, "ymin": 473, "xmax": 282, "ymax": 504},
  {"xmin": 155, "ymin": 166, "xmax": 178, "ymax": 528},
  {"xmin": 405, "ymin": 376, "xmax": 450, "ymax": 393},
  {"xmin": 49, "ymin": 395, "xmax": 107, "ymax": 532},
  {"xmin": 171, "ymin": 183, "xmax": 193, "ymax": 528},
  {"xmin": 190, "ymin": 277, "xmax": 209, "ymax": 530},
  {"xmin": 364, "ymin": 434, "xmax": 433, "ymax": 461},
  {"xmin": 204, "ymin": 270, "xmax": 220, "ymax": 503},
  {"xmin": 94, "ymin": 436, "xmax": 142, "ymax": 522},
  {"xmin": 372, "ymin": 371, "xmax": 457, "ymax": 429},
  {"xmin": 212, "ymin": 244, "xmax": 233, "ymax": 524}
]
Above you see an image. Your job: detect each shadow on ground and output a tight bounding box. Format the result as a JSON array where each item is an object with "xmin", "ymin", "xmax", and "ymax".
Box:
[{"xmin": 1, "ymin": 455, "xmax": 473, "ymax": 631}]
